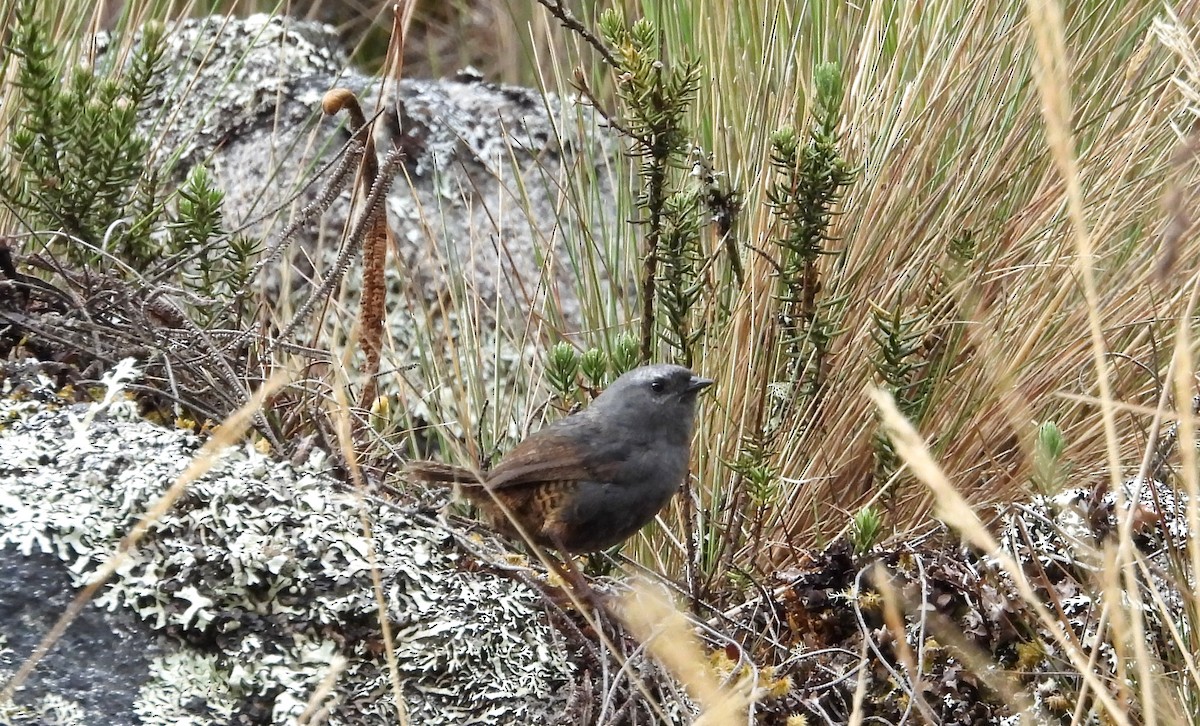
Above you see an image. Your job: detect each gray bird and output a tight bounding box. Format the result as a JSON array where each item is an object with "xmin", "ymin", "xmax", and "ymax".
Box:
[{"xmin": 406, "ymin": 363, "xmax": 713, "ymax": 554}]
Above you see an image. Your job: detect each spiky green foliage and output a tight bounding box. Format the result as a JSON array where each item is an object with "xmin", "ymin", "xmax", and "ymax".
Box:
[
  {"xmin": 545, "ymin": 340, "xmax": 647, "ymax": 405},
  {"xmin": 849, "ymin": 505, "xmax": 884, "ymax": 556},
  {"xmin": 716, "ymin": 433, "xmax": 780, "ymax": 578},
  {"xmin": 0, "ymin": 6, "xmax": 262, "ymax": 331},
  {"xmin": 579, "ymin": 348, "xmax": 608, "ymax": 387},
  {"xmin": 545, "ymin": 342, "xmax": 581, "ymax": 398},
  {"xmin": 1, "ymin": 5, "xmax": 166, "ymax": 266},
  {"xmin": 730, "ymin": 435, "xmax": 781, "ymax": 508},
  {"xmin": 870, "ymin": 305, "xmax": 932, "ymax": 423},
  {"xmin": 171, "ymin": 166, "xmax": 224, "ymax": 259},
  {"xmin": 599, "ymin": 8, "xmax": 704, "ymax": 364},
  {"xmin": 870, "ymin": 304, "xmax": 934, "ymax": 483},
  {"xmin": 656, "ymin": 186, "xmax": 704, "ymax": 360},
  {"xmin": 767, "ymin": 62, "xmax": 856, "ymax": 403},
  {"xmin": 609, "ymin": 332, "xmax": 640, "ymax": 377},
  {"xmin": 169, "ymin": 165, "xmax": 259, "ymax": 326},
  {"xmin": 947, "ymin": 229, "xmax": 980, "ymax": 273},
  {"xmin": 1032, "ymin": 421, "xmax": 1067, "ymax": 495}
]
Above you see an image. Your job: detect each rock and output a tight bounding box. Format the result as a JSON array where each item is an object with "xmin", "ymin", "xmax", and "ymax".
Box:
[
  {"xmin": 0, "ymin": 360, "xmax": 576, "ymax": 724},
  {"xmin": 126, "ymin": 14, "xmax": 624, "ymax": 336},
  {"xmin": 104, "ymin": 14, "xmax": 626, "ymax": 415},
  {"xmin": 0, "ymin": 547, "xmax": 166, "ymax": 726}
]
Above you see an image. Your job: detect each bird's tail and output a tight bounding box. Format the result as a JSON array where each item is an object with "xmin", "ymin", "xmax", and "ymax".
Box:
[{"xmin": 405, "ymin": 460, "xmax": 485, "ymax": 487}]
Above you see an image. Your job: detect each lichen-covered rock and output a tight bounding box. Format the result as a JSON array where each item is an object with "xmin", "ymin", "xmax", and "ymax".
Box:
[
  {"xmin": 101, "ymin": 14, "xmax": 627, "ymax": 425},
  {"xmin": 0, "ymin": 361, "xmax": 575, "ymax": 724},
  {"xmin": 0, "ymin": 547, "xmax": 166, "ymax": 726}
]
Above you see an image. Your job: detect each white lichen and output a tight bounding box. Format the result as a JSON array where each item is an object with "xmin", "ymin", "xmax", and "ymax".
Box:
[{"xmin": 1, "ymin": 364, "xmax": 574, "ymax": 725}]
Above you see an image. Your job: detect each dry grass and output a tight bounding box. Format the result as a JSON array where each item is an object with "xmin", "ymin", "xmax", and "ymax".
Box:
[
  {"xmin": 610, "ymin": 0, "xmax": 1200, "ymax": 573},
  {"xmin": 497, "ymin": 2, "xmax": 1200, "ymax": 716}
]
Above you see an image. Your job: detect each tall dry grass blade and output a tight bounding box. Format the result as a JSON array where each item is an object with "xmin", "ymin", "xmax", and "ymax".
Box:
[
  {"xmin": 1158, "ymin": 10, "xmax": 1200, "ymax": 694},
  {"xmin": 1025, "ymin": 1, "xmax": 1156, "ymax": 715},
  {"xmin": 1024, "ymin": 0, "xmax": 1122, "ymax": 488},
  {"xmin": 848, "ymin": 639, "xmax": 869, "ymax": 726},
  {"xmin": 872, "ymin": 562, "xmax": 938, "ymax": 723},
  {"xmin": 1171, "ymin": 276, "xmax": 1200, "ymax": 680},
  {"xmin": 295, "ymin": 654, "xmax": 348, "ymax": 726},
  {"xmin": 329, "ymin": 360, "xmax": 408, "ymax": 725},
  {"xmin": 616, "ymin": 581, "xmax": 749, "ymax": 725}
]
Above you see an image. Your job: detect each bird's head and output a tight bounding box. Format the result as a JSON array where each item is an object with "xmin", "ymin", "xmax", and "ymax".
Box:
[{"xmin": 589, "ymin": 364, "xmax": 713, "ymax": 440}]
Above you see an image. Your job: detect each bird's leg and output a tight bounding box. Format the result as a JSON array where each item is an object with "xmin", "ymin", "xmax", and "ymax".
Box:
[{"xmin": 548, "ymin": 537, "xmax": 609, "ymax": 611}]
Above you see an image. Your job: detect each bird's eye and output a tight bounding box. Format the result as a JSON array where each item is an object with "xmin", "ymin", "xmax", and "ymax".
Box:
[{"xmin": 650, "ymin": 379, "xmax": 666, "ymax": 393}]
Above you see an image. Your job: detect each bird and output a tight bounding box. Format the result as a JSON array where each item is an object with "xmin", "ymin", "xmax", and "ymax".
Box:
[{"xmin": 406, "ymin": 364, "xmax": 713, "ymax": 556}]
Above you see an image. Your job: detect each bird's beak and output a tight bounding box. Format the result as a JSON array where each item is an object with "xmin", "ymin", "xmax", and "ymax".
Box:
[{"xmin": 686, "ymin": 375, "xmax": 714, "ymax": 393}]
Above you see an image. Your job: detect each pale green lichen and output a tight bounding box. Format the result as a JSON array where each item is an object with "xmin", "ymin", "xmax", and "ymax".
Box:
[{"xmin": 1, "ymin": 363, "xmax": 574, "ymax": 725}]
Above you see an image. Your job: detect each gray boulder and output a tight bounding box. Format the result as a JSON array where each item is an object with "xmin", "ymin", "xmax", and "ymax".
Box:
[{"xmin": 113, "ymin": 14, "xmax": 627, "ymax": 417}]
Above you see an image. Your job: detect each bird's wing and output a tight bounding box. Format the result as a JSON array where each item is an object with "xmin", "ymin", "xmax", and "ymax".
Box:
[{"xmin": 484, "ymin": 427, "xmax": 619, "ymax": 489}]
